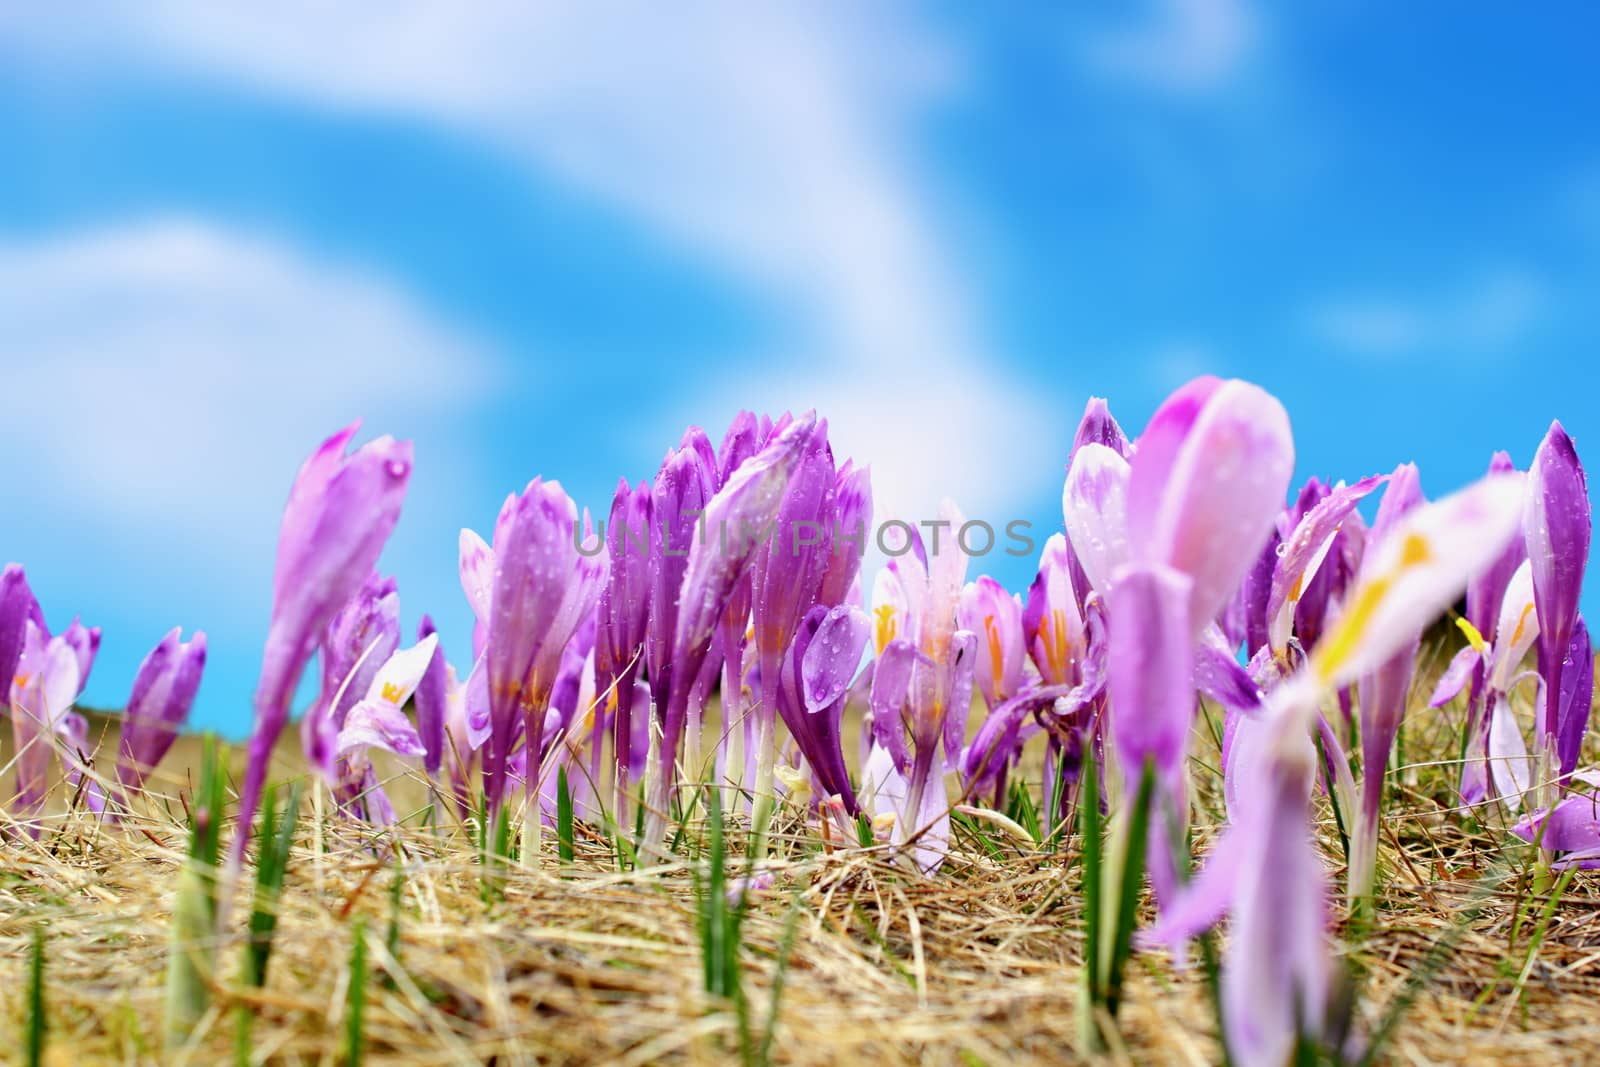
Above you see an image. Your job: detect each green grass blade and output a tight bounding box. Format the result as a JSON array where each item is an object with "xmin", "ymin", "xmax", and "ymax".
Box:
[
  {"xmin": 557, "ymin": 765, "xmax": 576, "ymax": 866},
  {"xmin": 346, "ymin": 918, "xmax": 368, "ymax": 1067},
  {"xmin": 26, "ymin": 925, "xmax": 45, "ymax": 1067}
]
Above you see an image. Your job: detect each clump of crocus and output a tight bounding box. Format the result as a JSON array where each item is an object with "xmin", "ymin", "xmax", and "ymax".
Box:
[
  {"xmin": 1072, "ymin": 376, "xmax": 1295, "ymax": 905},
  {"xmin": 1150, "ymin": 471, "xmax": 1526, "ymax": 1066},
  {"xmin": 233, "ymin": 422, "xmax": 413, "ymax": 868},
  {"xmin": 647, "ymin": 413, "xmax": 821, "ymax": 842}
]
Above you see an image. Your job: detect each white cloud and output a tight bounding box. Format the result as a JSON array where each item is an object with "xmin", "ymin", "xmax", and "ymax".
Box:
[
  {"xmin": 1308, "ymin": 269, "xmax": 1545, "ymax": 357},
  {"xmin": 0, "ymin": 219, "xmax": 497, "ymax": 555},
  {"xmin": 9, "ymin": 2, "xmax": 1063, "ymax": 530},
  {"xmin": 1085, "ymin": 0, "xmax": 1259, "ymax": 93}
]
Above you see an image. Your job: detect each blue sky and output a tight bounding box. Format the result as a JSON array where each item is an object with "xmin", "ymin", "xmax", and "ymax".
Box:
[{"xmin": 2, "ymin": 2, "xmax": 1596, "ymax": 735}]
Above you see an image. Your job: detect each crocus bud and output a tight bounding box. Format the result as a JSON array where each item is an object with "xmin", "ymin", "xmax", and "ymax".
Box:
[
  {"xmin": 481, "ymin": 479, "xmax": 608, "ymax": 813},
  {"xmin": 1524, "ymin": 421, "xmax": 1590, "ymax": 745},
  {"xmin": 59, "ymin": 618, "xmax": 102, "ymax": 697},
  {"xmin": 233, "ymin": 422, "xmax": 412, "ymax": 867},
  {"xmin": 957, "ymin": 576, "xmax": 1024, "ymax": 711},
  {"xmin": 303, "ymin": 574, "xmax": 400, "ymax": 778},
  {"xmin": 1, "ymin": 564, "xmax": 47, "ymax": 711},
  {"xmin": 412, "ymin": 615, "xmax": 449, "ymax": 777},
  {"xmin": 116, "ymin": 628, "xmax": 207, "ymax": 796},
  {"xmin": 8, "ymin": 620, "xmax": 81, "ymax": 824},
  {"xmin": 1022, "ymin": 534, "xmax": 1086, "ymax": 687}
]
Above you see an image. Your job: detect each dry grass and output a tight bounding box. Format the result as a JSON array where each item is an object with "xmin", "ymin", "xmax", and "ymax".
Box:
[{"xmin": 4, "ymin": 649, "xmax": 1600, "ymax": 1066}]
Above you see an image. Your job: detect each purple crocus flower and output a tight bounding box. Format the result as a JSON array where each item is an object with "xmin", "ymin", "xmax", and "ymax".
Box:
[
  {"xmin": 233, "ymin": 422, "xmax": 412, "ymax": 868},
  {"xmin": 958, "ymin": 576, "xmax": 1025, "ymax": 714},
  {"xmin": 303, "ymin": 573, "xmax": 400, "ymax": 780},
  {"xmin": 1350, "ymin": 464, "xmax": 1426, "ymax": 899},
  {"xmin": 479, "ymin": 479, "xmax": 608, "ymax": 821},
  {"xmin": 596, "ymin": 478, "xmax": 654, "ymax": 800},
  {"xmin": 1556, "ymin": 617, "xmax": 1594, "ymax": 779},
  {"xmin": 115, "ymin": 627, "xmax": 207, "ymax": 799},
  {"xmin": 1524, "ymin": 421, "xmax": 1590, "ymax": 773},
  {"xmin": 412, "ymin": 615, "xmax": 449, "ymax": 780},
  {"xmin": 1511, "ymin": 788, "xmax": 1600, "ymax": 868},
  {"xmin": 1066, "ymin": 398, "xmax": 1133, "ymax": 607},
  {"xmin": 864, "ymin": 501, "xmax": 977, "ymax": 871},
  {"xmin": 1, "ymin": 564, "xmax": 47, "ymax": 712},
  {"xmin": 1265, "ymin": 475, "xmax": 1384, "ymax": 661},
  {"xmin": 1101, "ymin": 377, "xmax": 1294, "ymax": 906},
  {"xmin": 59, "ymin": 619, "xmax": 102, "ymax": 691},
  {"xmin": 7, "ymin": 620, "xmax": 82, "ymax": 828},
  {"xmin": 774, "ymin": 603, "xmax": 869, "ymax": 813}
]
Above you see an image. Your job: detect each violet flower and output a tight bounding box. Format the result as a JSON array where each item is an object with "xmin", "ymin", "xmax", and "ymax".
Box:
[
  {"xmin": 412, "ymin": 615, "xmax": 449, "ymax": 780},
  {"xmin": 1094, "ymin": 377, "xmax": 1294, "ymax": 906},
  {"xmin": 1349, "ymin": 464, "xmax": 1426, "ymax": 900},
  {"xmin": 595, "ymin": 478, "xmax": 653, "ymax": 803},
  {"xmin": 865, "ymin": 501, "xmax": 977, "ymax": 872},
  {"xmin": 1, "ymin": 564, "xmax": 47, "ymax": 713},
  {"xmin": 115, "ymin": 627, "xmax": 207, "ymax": 799},
  {"xmin": 774, "ymin": 603, "xmax": 870, "ymax": 814},
  {"xmin": 233, "ymin": 422, "xmax": 412, "ymax": 867},
  {"xmin": 1524, "ymin": 421, "xmax": 1590, "ymax": 777},
  {"xmin": 477, "ymin": 478, "xmax": 608, "ymax": 824},
  {"xmin": 303, "ymin": 573, "xmax": 400, "ymax": 780},
  {"xmin": 7, "ymin": 620, "xmax": 82, "ymax": 827}
]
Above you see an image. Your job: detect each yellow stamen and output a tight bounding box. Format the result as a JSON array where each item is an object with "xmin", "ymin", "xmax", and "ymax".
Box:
[
  {"xmin": 380, "ymin": 681, "xmax": 404, "ymax": 704},
  {"xmin": 1313, "ymin": 532, "xmax": 1435, "ymax": 687},
  {"xmin": 1456, "ymin": 617, "xmax": 1490, "ymax": 657},
  {"xmin": 873, "ymin": 603, "xmax": 899, "ymax": 655},
  {"xmin": 983, "ymin": 616, "xmax": 1006, "ymax": 698},
  {"xmin": 1509, "ymin": 601, "xmax": 1536, "ymax": 649}
]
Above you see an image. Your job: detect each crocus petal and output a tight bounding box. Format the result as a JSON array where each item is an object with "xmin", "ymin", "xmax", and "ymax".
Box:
[
  {"xmin": 1524, "ymin": 421, "xmax": 1589, "ymax": 667},
  {"xmin": 957, "ymin": 576, "xmax": 1026, "ymax": 710},
  {"xmin": 1, "ymin": 564, "xmax": 47, "ymax": 712},
  {"xmin": 1556, "ymin": 616, "xmax": 1594, "ymax": 778},
  {"xmin": 1511, "ymin": 790, "xmax": 1600, "ymax": 853},
  {"xmin": 1489, "ymin": 560, "xmax": 1540, "ymax": 692},
  {"xmin": 458, "ymin": 528, "xmax": 496, "ymax": 627},
  {"xmin": 868, "ymin": 639, "xmax": 920, "ymax": 773},
  {"xmin": 1488, "ymin": 695, "xmax": 1533, "ymax": 809},
  {"xmin": 1223, "ymin": 752, "xmax": 1328, "ymax": 1067},
  {"xmin": 1193, "ymin": 638, "xmax": 1262, "ymax": 714},
  {"xmin": 676, "ymin": 414, "xmax": 818, "ymax": 658},
  {"xmin": 1107, "ymin": 563, "xmax": 1195, "ymax": 777},
  {"xmin": 941, "ymin": 630, "xmax": 979, "ymax": 770},
  {"xmin": 412, "ymin": 617, "xmax": 448, "ymax": 777},
  {"xmin": 1310, "ymin": 472, "xmax": 1526, "ymax": 692},
  {"xmin": 338, "ymin": 699, "xmax": 428, "ymax": 759},
  {"xmin": 1061, "ymin": 443, "xmax": 1132, "ymax": 596},
  {"xmin": 1127, "ymin": 378, "xmax": 1296, "ymax": 634},
  {"xmin": 1073, "ymin": 396, "xmax": 1132, "ymax": 458},
  {"xmin": 1021, "ymin": 534, "xmax": 1086, "ymax": 687},
  {"xmin": 59, "ymin": 619, "xmax": 102, "ymax": 697},
  {"xmin": 801, "ymin": 605, "xmax": 870, "ymax": 713},
  {"xmin": 1428, "ymin": 645, "xmax": 1482, "ymax": 708},
  {"xmin": 1266, "ymin": 475, "xmax": 1384, "ymax": 655},
  {"xmin": 117, "ymin": 627, "xmax": 207, "ymax": 795}
]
